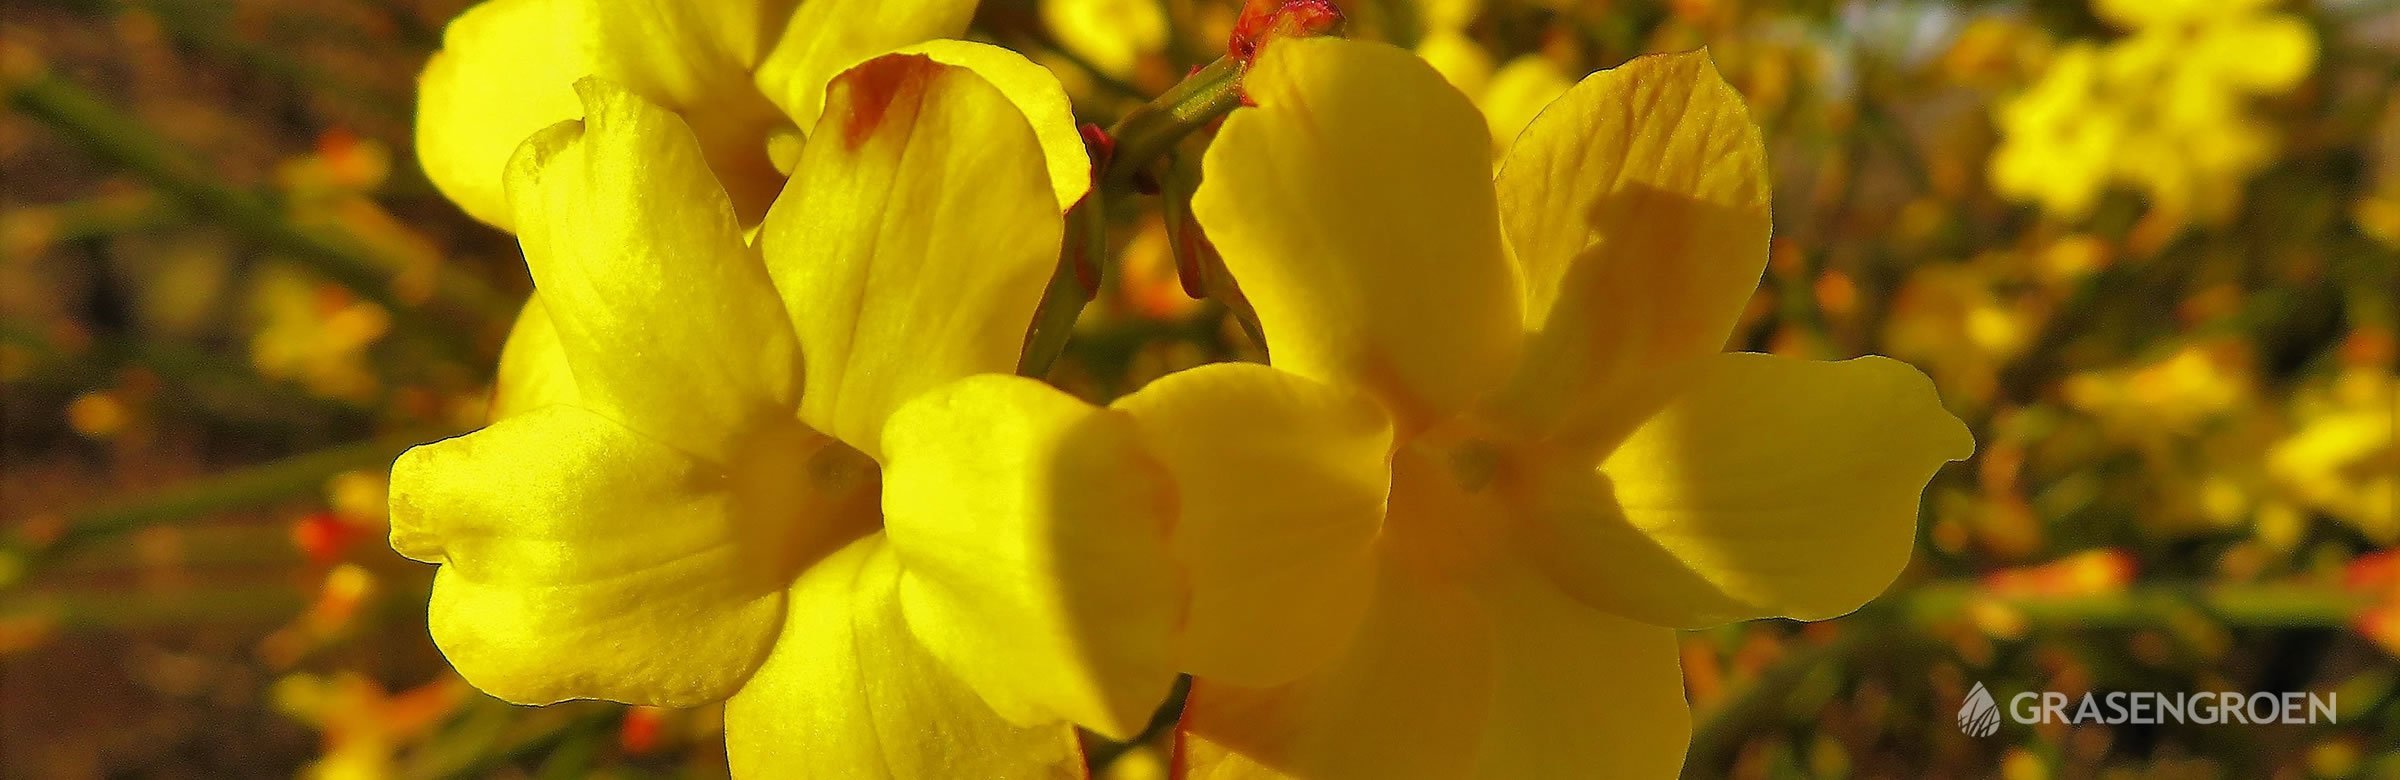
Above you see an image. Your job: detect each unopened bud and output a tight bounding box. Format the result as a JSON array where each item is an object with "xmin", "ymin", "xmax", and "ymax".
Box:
[{"xmin": 1228, "ymin": 0, "xmax": 1345, "ymax": 63}]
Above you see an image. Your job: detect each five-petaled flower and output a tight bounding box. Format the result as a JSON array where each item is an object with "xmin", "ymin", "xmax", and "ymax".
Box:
[
  {"xmin": 1119, "ymin": 38, "xmax": 1975, "ymax": 776},
  {"xmin": 391, "ymin": 46, "xmax": 1182, "ymax": 776}
]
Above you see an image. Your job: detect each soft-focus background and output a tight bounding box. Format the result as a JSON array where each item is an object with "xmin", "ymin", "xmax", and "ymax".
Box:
[{"xmin": 2, "ymin": 0, "xmax": 2394, "ymax": 777}]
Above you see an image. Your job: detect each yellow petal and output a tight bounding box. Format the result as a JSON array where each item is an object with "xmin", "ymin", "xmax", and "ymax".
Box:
[
  {"xmin": 1181, "ymin": 566, "xmax": 1690, "ymax": 779},
  {"xmin": 880, "ymin": 374, "xmax": 1180, "ymax": 740},
  {"xmin": 417, "ymin": 0, "xmax": 796, "ymax": 227},
  {"xmin": 725, "ymin": 536, "xmax": 1084, "ymax": 778},
  {"xmin": 415, "ymin": 0, "xmax": 587, "ymax": 228},
  {"xmin": 1519, "ymin": 353, "xmax": 1973, "ymax": 627},
  {"xmin": 582, "ymin": 1, "xmax": 795, "ymax": 221},
  {"xmin": 2198, "ymin": 15, "xmax": 2316, "ymax": 94},
  {"xmin": 507, "ymin": 79, "xmax": 801, "ymax": 461},
  {"xmin": 1179, "ymin": 570, "xmax": 1492, "ymax": 779},
  {"xmin": 1111, "ymin": 363, "xmax": 1393, "ymax": 687},
  {"xmin": 1192, "ymin": 38, "xmax": 1523, "ymax": 429},
  {"xmin": 1486, "ymin": 50, "xmax": 1771, "ymax": 454},
  {"xmin": 754, "ymin": 0, "xmax": 978, "ymax": 132},
  {"xmin": 1468, "ymin": 566, "xmax": 1688, "ymax": 778},
  {"xmin": 762, "ymin": 54, "xmax": 1061, "ymax": 460},
  {"xmin": 1040, "ymin": 0, "xmax": 1168, "ymax": 80},
  {"xmin": 488, "ymin": 295, "xmax": 577, "ymax": 421},
  {"xmin": 886, "ymin": 40, "xmax": 1093, "ymax": 212},
  {"xmin": 2092, "ymin": 0, "xmax": 2269, "ymax": 29},
  {"xmin": 388, "ymin": 405, "xmax": 815, "ymax": 706}
]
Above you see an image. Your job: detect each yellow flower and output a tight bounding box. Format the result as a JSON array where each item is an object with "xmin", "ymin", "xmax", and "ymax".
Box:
[
  {"xmin": 390, "ymin": 50, "xmax": 1178, "ymax": 775},
  {"xmin": 417, "ymin": 0, "xmax": 1087, "ymax": 230},
  {"xmin": 1125, "ymin": 39, "xmax": 1970, "ymax": 775},
  {"xmin": 1041, "ymin": 0, "xmax": 1169, "ymax": 80},
  {"xmin": 271, "ymin": 671, "xmax": 469, "ymax": 780},
  {"xmin": 1990, "ymin": 0, "xmax": 2314, "ymax": 223},
  {"xmin": 2270, "ymin": 364, "xmax": 2397, "ymax": 544},
  {"xmin": 1409, "ymin": 1, "xmax": 1572, "ymax": 161},
  {"xmin": 248, "ymin": 267, "xmax": 390, "ymax": 401},
  {"xmin": 1989, "ymin": 43, "xmax": 2121, "ymax": 220},
  {"xmin": 2062, "ymin": 341, "xmax": 2255, "ymax": 441}
]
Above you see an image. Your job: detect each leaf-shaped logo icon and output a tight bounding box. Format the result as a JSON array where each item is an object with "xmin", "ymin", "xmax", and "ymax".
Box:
[{"xmin": 1958, "ymin": 682, "xmax": 2001, "ymax": 737}]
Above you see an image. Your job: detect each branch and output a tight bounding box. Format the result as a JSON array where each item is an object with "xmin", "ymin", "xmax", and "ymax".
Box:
[
  {"xmin": 0, "ymin": 430, "xmax": 451, "ymax": 587},
  {"xmin": 3, "ymin": 74, "xmax": 514, "ymax": 350}
]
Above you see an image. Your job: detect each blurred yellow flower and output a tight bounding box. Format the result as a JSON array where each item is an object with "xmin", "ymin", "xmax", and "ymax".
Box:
[
  {"xmin": 248, "ymin": 268, "xmax": 389, "ymax": 402},
  {"xmin": 1410, "ymin": 0, "xmax": 1573, "ymax": 160},
  {"xmin": 1132, "ymin": 39, "xmax": 1970, "ymax": 775},
  {"xmin": 1990, "ymin": 0, "xmax": 2314, "ymax": 225},
  {"xmin": 2270, "ymin": 360, "xmax": 2397, "ymax": 544},
  {"xmin": 1042, "ymin": 0, "xmax": 1169, "ymax": 80},
  {"xmin": 389, "ymin": 51, "xmax": 1178, "ymax": 775},
  {"xmin": 273, "ymin": 671, "xmax": 469, "ymax": 780},
  {"xmin": 2064, "ymin": 341, "xmax": 2255, "ymax": 441},
  {"xmin": 1883, "ymin": 258, "xmax": 2042, "ymax": 408}
]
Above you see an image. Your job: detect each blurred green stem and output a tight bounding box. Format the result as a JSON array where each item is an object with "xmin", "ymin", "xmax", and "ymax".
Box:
[
  {"xmin": 3, "ymin": 74, "xmax": 513, "ymax": 352},
  {"xmin": 3, "ymin": 317, "xmax": 376, "ymax": 424},
  {"xmin": 52, "ymin": 0, "xmax": 411, "ymax": 123},
  {"xmin": 1685, "ymin": 581, "xmax": 2376, "ymax": 772},
  {"xmin": 1, "ymin": 584, "xmax": 308, "ymax": 629},
  {"xmin": 1, "ymin": 430, "xmax": 449, "ymax": 588},
  {"xmin": 1895, "ymin": 582, "xmax": 2374, "ymax": 630}
]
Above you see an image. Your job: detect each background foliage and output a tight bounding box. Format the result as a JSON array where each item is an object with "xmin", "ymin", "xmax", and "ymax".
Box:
[{"xmin": 1, "ymin": 0, "xmax": 2394, "ymax": 777}]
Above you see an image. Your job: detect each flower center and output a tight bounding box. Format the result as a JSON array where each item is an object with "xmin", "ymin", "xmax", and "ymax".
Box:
[
  {"xmin": 1380, "ymin": 425, "xmax": 1521, "ymax": 580},
  {"xmin": 727, "ymin": 419, "xmax": 883, "ymax": 579}
]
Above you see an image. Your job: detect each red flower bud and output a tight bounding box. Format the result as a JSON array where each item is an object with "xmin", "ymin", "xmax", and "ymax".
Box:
[{"xmin": 1228, "ymin": 0, "xmax": 1345, "ymax": 63}]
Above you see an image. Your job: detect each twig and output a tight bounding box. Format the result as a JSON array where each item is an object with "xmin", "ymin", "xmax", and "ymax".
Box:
[
  {"xmin": 1, "ymin": 429, "xmax": 451, "ymax": 586},
  {"xmin": 1683, "ymin": 582, "xmax": 2377, "ymax": 772},
  {"xmin": 4, "ymin": 74, "xmax": 514, "ymax": 352}
]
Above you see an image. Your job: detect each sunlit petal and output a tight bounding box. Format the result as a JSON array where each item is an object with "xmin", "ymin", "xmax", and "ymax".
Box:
[
  {"xmin": 388, "ymin": 405, "xmax": 810, "ymax": 706},
  {"xmin": 1179, "ymin": 571, "xmax": 1492, "ymax": 779},
  {"xmin": 1113, "ymin": 363, "xmax": 1393, "ymax": 687},
  {"xmin": 415, "ymin": 0, "xmax": 587, "ymax": 228},
  {"xmin": 885, "ymin": 40, "xmax": 1093, "ymax": 212},
  {"xmin": 1192, "ymin": 38, "xmax": 1523, "ymax": 428},
  {"xmin": 1518, "ymin": 353, "xmax": 1973, "ymax": 627},
  {"xmin": 1487, "ymin": 51, "xmax": 1771, "ymax": 454},
  {"xmin": 762, "ymin": 54, "xmax": 1062, "ymax": 460},
  {"xmin": 754, "ymin": 0, "xmax": 978, "ymax": 133},
  {"xmin": 488, "ymin": 295, "xmax": 577, "ymax": 421},
  {"xmin": 725, "ymin": 537, "xmax": 1084, "ymax": 778},
  {"xmin": 505, "ymin": 79, "xmax": 801, "ymax": 461},
  {"xmin": 880, "ymin": 374, "xmax": 1181, "ymax": 740}
]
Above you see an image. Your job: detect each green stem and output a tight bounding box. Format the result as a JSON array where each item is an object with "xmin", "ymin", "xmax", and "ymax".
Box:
[
  {"xmin": 1684, "ymin": 581, "xmax": 2376, "ymax": 772},
  {"xmin": 3, "ymin": 75, "xmax": 513, "ymax": 352},
  {"xmin": 432, "ymin": 705, "xmax": 620, "ymax": 780},
  {"xmin": 1, "ymin": 430, "xmax": 451, "ymax": 588},
  {"xmin": 1017, "ymin": 56, "xmax": 1254, "ymax": 377},
  {"xmin": 1101, "ymin": 56, "xmax": 1247, "ymax": 193},
  {"xmin": 0, "ymin": 194, "xmax": 180, "ymax": 252},
  {"xmin": 1, "ymin": 584, "xmax": 309, "ymax": 629},
  {"xmin": 4, "ymin": 318, "xmax": 377, "ymax": 424},
  {"xmin": 1021, "ymin": 186, "xmax": 1108, "ymax": 377},
  {"xmin": 1892, "ymin": 582, "xmax": 2373, "ymax": 630},
  {"xmin": 1685, "ymin": 628, "xmax": 1880, "ymax": 776}
]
